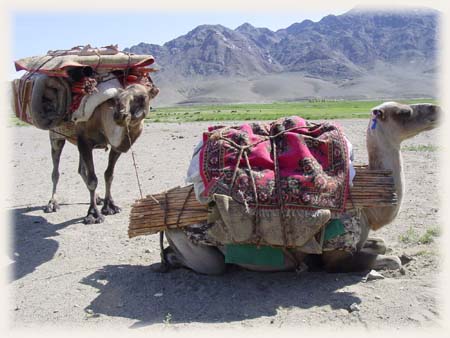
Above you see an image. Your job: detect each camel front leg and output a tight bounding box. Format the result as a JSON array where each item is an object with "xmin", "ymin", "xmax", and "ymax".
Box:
[
  {"xmin": 321, "ymin": 249, "xmax": 401, "ymax": 273},
  {"xmin": 44, "ymin": 136, "xmax": 66, "ymax": 213},
  {"xmin": 362, "ymin": 237, "xmax": 387, "ymax": 255},
  {"xmin": 101, "ymin": 149, "xmax": 122, "ymax": 215},
  {"xmin": 77, "ymin": 138, "xmax": 104, "ymax": 224}
]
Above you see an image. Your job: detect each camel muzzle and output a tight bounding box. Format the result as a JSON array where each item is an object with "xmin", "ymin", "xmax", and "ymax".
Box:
[
  {"xmin": 423, "ymin": 105, "xmax": 441, "ymax": 130},
  {"xmin": 113, "ymin": 109, "xmax": 131, "ymax": 125}
]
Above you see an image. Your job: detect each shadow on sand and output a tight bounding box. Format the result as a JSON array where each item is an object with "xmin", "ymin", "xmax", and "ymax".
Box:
[
  {"xmin": 81, "ymin": 263, "xmax": 363, "ymax": 327},
  {"xmin": 9, "ymin": 205, "xmax": 84, "ymax": 281},
  {"xmin": 9, "ymin": 205, "xmax": 364, "ymax": 326}
]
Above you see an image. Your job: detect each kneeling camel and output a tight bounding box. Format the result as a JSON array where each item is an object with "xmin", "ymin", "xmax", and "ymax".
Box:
[{"xmin": 163, "ymin": 102, "xmax": 441, "ymax": 274}]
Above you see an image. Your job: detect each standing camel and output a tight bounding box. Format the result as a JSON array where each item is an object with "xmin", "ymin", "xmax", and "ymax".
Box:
[
  {"xmin": 162, "ymin": 102, "xmax": 441, "ymax": 274},
  {"xmin": 44, "ymin": 82, "xmax": 159, "ymax": 224}
]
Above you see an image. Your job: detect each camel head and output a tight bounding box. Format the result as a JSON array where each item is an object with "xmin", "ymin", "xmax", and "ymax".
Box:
[
  {"xmin": 113, "ymin": 83, "xmax": 160, "ymax": 126},
  {"xmin": 369, "ymin": 102, "xmax": 441, "ymax": 144}
]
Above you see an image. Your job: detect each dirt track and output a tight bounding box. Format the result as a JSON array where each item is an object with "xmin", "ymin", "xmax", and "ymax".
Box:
[{"xmin": 7, "ymin": 120, "xmax": 443, "ymax": 330}]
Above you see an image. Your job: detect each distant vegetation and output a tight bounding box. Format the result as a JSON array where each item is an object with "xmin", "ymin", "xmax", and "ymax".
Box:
[
  {"xmin": 8, "ymin": 115, "xmax": 29, "ymax": 127},
  {"xmin": 146, "ymin": 99, "xmax": 438, "ymax": 123},
  {"xmin": 9, "ymin": 98, "xmax": 438, "ymax": 126},
  {"xmin": 402, "ymin": 144, "xmax": 439, "ymax": 152}
]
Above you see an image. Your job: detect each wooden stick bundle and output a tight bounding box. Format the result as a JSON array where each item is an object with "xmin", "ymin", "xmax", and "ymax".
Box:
[{"xmin": 128, "ymin": 165, "xmax": 397, "ymax": 238}]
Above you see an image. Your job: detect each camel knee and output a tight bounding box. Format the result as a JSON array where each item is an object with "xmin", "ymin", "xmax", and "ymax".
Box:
[
  {"xmin": 362, "ymin": 237, "xmax": 387, "ymax": 255},
  {"xmin": 86, "ymin": 174, "xmax": 98, "ymax": 191},
  {"xmin": 372, "ymin": 255, "xmax": 402, "ymax": 271},
  {"xmin": 79, "ymin": 165, "xmax": 98, "ymax": 191},
  {"xmin": 77, "ymin": 162, "xmax": 97, "ymax": 190},
  {"xmin": 165, "ymin": 229, "xmax": 226, "ymax": 275}
]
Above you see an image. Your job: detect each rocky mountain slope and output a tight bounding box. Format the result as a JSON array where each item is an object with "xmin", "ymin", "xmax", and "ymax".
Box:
[{"xmin": 126, "ymin": 8, "xmax": 439, "ymax": 106}]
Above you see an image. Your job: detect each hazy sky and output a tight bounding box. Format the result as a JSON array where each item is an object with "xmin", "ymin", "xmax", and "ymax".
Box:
[{"xmin": 10, "ymin": 9, "xmax": 350, "ymax": 77}]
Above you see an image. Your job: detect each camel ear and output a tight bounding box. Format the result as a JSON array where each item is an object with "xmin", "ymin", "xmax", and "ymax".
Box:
[
  {"xmin": 372, "ymin": 108, "xmax": 385, "ymax": 120},
  {"xmin": 395, "ymin": 106, "xmax": 413, "ymax": 118}
]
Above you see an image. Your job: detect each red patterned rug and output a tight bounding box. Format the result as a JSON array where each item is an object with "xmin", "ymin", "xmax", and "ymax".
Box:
[{"xmin": 199, "ymin": 116, "xmax": 350, "ymax": 212}]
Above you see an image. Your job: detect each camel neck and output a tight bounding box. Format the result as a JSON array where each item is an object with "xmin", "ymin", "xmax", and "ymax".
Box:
[{"xmin": 364, "ymin": 125, "xmax": 404, "ymax": 229}]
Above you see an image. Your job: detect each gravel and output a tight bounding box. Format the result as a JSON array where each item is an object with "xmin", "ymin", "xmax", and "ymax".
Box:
[{"xmin": 7, "ymin": 120, "xmax": 443, "ymax": 330}]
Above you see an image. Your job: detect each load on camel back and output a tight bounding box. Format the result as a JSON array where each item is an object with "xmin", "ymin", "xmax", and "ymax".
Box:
[
  {"xmin": 12, "ymin": 44, "xmax": 158, "ymax": 131},
  {"xmin": 12, "ymin": 45, "xmax": 160, "ymax": 224},
  {"xmin": 128, "ymin": 101, "xmax": 440, "ymax": 274}
]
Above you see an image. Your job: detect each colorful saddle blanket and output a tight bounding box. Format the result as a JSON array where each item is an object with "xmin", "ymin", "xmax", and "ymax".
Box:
[{"xmin": 199, "ymin": 116, "xmax": 350, "ymax": 213}]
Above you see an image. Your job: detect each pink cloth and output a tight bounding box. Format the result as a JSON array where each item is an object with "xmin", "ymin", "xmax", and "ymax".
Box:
[{"xmin": 199, "ymin": 116, "xmax": 350, "ymax": 212}]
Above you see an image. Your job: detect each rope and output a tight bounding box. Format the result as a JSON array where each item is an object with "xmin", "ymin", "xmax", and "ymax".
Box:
[
  {"xmin": 176, "ymin": 185, "xmax": 194, "ymax": 228},
  {"xmin": 243, "ymin": 150, "xmax": 262, "ymax": 245},
  {"xmin": 230, "ymin": 147, "xmax": 245, "ymax": 189},
  {"xmin": 271, "ymin": 139, "xmax": 288, "ymax": 247},
  {"xmin": 163, "ymin": 192, "xmax": 168, "ymax": 227},
  {"xmin": 125, "ymin": 123, "xmax": 146, "ymax": 200},
  {"xmin": 49, "ymin": 127, "xmax": 78, "ymax": 143}
]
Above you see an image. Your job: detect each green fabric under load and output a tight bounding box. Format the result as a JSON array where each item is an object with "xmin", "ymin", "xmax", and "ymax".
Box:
[
  {"xmin": 225, "ymin": 244, "xmax": 285, "ymax": 267},
  {"xmin": 323, "ymin": 219, "xmax": 346, "ymax": 241},
  {"xmin": 224, "ymin": 220, "xmax": 345, "ymax": 267}
]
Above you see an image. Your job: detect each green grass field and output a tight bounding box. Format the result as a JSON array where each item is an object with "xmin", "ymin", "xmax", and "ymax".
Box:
[
  {"xmin": 9, "ymin": 98, "xmax": 437, "ymax": 126},
  {"xmin": 147, "ymin": 99, "xmax": 437, "ymax": 122}
]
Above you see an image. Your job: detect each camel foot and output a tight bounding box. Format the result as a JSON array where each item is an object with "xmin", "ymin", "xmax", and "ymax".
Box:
[
  {"xmin": 163, "ymin": 246, "xmax": 183, "ymax": 269},
  {"xmin": 363, "ymin": 237, "xmax": 387, "ymax": 255},
  {"xmin": 372, "ymin": 255, "xmax": 402, "ymax": 271},
  {"xmin": 101, "ymin": 199, "xmax": 121, "ymax": 215},
  {"xmin": 83, "ymin": 207, "xmax": 105, "ymax": 224},
  {"xmin": 150, "ymin": 262, "xmax": 171, "ymax": 273},
  {"xmin": 43, "ymin": 199, "xmax": 59, "ymax": 213},
  {"xmin": 150, "ymin": 247, "xmax": 182, "ymax": 273}
]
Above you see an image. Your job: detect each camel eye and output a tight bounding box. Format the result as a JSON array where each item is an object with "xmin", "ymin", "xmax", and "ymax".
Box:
[{"xmin": 397, "ymin": 108, "xmax": 412, "ymax": 118}]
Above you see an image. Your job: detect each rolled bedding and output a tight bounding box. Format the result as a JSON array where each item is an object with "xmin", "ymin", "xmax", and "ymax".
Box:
[{"xmin": 12, "ymin": 73, "xmax": 71, "ymax": 130}]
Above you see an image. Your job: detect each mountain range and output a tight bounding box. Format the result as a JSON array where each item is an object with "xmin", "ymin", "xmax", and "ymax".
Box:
[{"xmin": 125, "ymin": 7, "xmax": 440, "ymax": 106}]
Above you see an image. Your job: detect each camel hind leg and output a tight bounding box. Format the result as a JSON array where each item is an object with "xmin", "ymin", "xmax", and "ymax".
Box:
[{"xmin": 44, "ymin": 135, "xmax": 66, "ymax": 213}]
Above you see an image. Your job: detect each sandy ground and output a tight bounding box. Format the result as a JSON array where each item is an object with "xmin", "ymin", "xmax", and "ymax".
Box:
[{"xmin": 6, "ymin": 119, "xmax": 444, "ymax": 332}]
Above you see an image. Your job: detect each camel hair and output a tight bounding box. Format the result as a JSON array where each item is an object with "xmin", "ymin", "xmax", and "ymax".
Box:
[
  {"xmin": 162, "ymin": 101, "xmax": 441, "ymax": 274},
  {"xmin": 44, "ymin": 82, "xmax": 160, "ymax": 224}
]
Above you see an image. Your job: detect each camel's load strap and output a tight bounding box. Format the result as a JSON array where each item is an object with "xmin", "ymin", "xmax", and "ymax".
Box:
[
  {"xmin": 11, "ymin": 45, "xmax": 156, "ymax": 130},
  {"xmin": 128, "ymin": 165, "xmax": 397, "ymax": 239}
]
